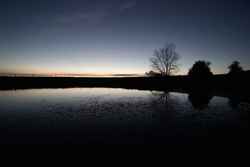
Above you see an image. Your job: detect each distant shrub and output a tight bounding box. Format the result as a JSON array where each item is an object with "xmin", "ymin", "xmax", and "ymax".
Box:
[{"xmin": 145, "ymin": 71, "xmax": 162, "ymax": 77}]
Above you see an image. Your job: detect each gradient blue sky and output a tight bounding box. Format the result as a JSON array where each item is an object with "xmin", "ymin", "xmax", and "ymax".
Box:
[{"xmin": 0, "ymin": 0, "xmax": 250, "ymax": 75}]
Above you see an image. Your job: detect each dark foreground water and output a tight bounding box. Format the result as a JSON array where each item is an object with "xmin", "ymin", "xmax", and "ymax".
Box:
[{"xmin": 0, "ymin": 88, "xmax": 249, "ymax": 144}]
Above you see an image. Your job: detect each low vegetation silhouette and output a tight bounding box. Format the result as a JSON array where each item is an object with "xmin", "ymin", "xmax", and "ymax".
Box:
[
  {"xmin": 148, "ymin": 43, "xmax": 180, "ymax": 77},
  {"xmin": 145, "ymin": 70, "xmax": 162, "ymax": 77}
]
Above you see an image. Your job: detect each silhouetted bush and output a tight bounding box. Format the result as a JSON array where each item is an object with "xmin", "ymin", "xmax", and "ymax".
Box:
[
  {"xmin": 228, "ymin": 61, "xmax": 243, "ymax": 76},
  {"xmin": 188, "ymin": 60, "xmax": 213, "ymax": 79},
  {"xmin": 145, "ymin": 71, "xmax": 162, "ymax": 77}
]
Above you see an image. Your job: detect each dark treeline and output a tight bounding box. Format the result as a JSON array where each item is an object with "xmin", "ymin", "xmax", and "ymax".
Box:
[
  {"xmin": 1, "ymin": 70, "xmax": 250, "ymax": 102},
  {"xmin": 0, "ymin": 70, "xmax": 249, "ymax": 89}
]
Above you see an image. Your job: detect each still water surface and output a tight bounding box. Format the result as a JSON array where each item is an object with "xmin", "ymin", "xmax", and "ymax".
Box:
[{"xmin": 0, "ymin": 88, "xmax": 249, "ymax": 144}]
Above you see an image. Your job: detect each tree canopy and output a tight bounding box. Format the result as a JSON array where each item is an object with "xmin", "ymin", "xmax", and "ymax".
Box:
[
  {"xmin": 228, "ymin": 61, "xmax": 243, "ymax": 75},
  {"xmin": 188, "ymin": 60, "xmax": 213, "ymax": 79}
]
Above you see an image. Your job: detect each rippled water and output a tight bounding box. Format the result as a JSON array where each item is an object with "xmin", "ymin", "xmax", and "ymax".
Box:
[{"xmin": 0, "ymin": 88, "xmax": 249, "ymax": 144}]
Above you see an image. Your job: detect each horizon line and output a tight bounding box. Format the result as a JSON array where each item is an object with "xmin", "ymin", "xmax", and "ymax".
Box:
[
  {"xmin": 1, "ymin": 71, "xmax": 248, "ymax": 77},
  {"xmin": 0, "ymin": 73, "xmax": 146, "ymax": 77}
]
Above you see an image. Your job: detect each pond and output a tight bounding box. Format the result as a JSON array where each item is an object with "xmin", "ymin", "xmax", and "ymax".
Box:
[{"xmin": 0, "ymin": 88, "xmax": 249, "ymax": 144}]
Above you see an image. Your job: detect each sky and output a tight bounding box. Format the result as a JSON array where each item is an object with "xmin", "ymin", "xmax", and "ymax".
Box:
[{"xmin": 0, "ymin": 0, "xmax": 250, "ymax": 76}]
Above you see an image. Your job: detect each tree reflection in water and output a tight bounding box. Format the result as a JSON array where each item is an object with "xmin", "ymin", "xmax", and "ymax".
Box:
[
  {"xmin": 151, "ymin": 90, "xmax": 214, "ymax": 111},
  {"xmin": 228, "ymin": 95, "xmax": 241, "ymax": 110},
  {"xmin": 150, "ymin": 91, "xmax": 170, "ymax": 105},
  {"xmin": 188, "ymin": 90, "xmax": 213, "ymax": 110},
  {"xmin": 150, "ymin": 91, "xmax": 178, "ymax": 123}
]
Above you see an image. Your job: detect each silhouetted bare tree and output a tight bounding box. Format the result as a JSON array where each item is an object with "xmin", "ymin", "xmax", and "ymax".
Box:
[
  {"xmin": 228, "ymin": 61, "xmax": 243, "ymax": 75},
  {"xmin": 188, "ymin": 60, "xmax": 213, "ymax": 79},
  {"xmin": 149, "ymin": 43, "xmax": 180, "ymax": 77}
]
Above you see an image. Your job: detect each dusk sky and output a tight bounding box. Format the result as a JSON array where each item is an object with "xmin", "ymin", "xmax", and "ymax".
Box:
[{"xmin": 0, "ymin": 0, "xmax": 250, "ymax": 76}]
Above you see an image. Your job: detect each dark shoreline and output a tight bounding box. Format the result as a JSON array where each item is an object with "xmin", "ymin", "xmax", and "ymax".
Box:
[{"xmin": 1, "ymin": 72, "xmax": 250, "ymax": 102}]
